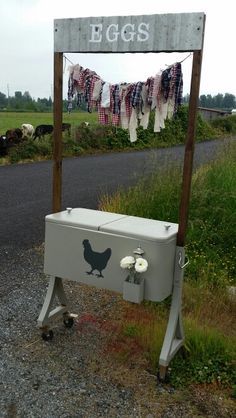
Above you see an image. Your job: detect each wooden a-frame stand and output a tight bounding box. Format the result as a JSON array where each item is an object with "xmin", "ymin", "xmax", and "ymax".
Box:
[{"xmin": 39, "ymin": 13, "xmax": 205, "ymax": 381}]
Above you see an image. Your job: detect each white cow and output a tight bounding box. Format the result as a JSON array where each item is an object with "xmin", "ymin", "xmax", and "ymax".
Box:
[{"xmin": 21, "ymin": 123, "xmax": 34, "ymax": 138}]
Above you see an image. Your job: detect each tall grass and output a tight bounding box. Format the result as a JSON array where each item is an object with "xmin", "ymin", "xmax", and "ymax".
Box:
[
  {"xmin": 100, "ymin": 141, "xmax": 236, "ymax": 286},
  {"xmin": 170, "ymin": 319, "xmax": 236, "ymax": 387},
  {"xmin": 99, "ymin": 139, "xmax": 236, "ymax": 388},
  {"xmin": 99, "ymin": 163, "xmax": 182, "ymax": 222},
  {"xmin": 187, "ymin": 141, "xmax": 236, "ymax": 285},
  {"xmin": 105, "ymin": 299, "xmax": 236, "ymax": 387}
]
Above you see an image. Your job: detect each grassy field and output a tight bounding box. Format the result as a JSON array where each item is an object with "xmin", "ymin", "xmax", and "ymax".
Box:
[{"xmin": 0, "ymin": 111, "xmax": 98, "ymax": 134}]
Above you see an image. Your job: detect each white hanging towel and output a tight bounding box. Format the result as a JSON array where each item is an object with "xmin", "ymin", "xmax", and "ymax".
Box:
[
  {"xmin": 139, "ymin": 84, "xmax": 150, "ymax": 130},
  {"xmin": 129, "ymin": 108, "xmax": 138, "ymax": 142},
  {"xmin": 154, "ymin": 98, "xmax": 168, "ymax": 132},
  {"xmin": 120, "ymin": 85, "xmax": 130, "ymax": 130},
  {"xmin": 92, "ymin": 79, "xmax": 102, "ymax": 101},
  {"xmin": 151, "ymin": 71, "xmax": 162, "ymax": 110},
  {"xmin": 73, "ymin": 64, "xmax": 81, "ymax": 82},
  {"xmin": 101, "ymin": 82, "xmax": 111, "ymax": 108}
]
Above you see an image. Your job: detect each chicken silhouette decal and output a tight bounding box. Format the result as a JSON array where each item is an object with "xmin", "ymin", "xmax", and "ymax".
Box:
[{"xmin": 82, "ymin": 239, "xmax": 112, "ymax": 278}]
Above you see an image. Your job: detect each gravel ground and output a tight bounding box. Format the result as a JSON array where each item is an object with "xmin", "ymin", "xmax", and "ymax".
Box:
[{"xmin": 0, "ymin": 246, "xmax": 235, "ymax": 418}]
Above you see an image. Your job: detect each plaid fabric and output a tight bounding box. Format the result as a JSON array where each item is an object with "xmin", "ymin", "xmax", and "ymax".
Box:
[
  {"xmin": 112, "ymin": 114, "xmax": 120, "ymax": 126},
  {"xmin": 169, "ymin": 64, "xmax": 178, "ymax": 99},
  {"xmin": 98, "ymin": 103, "xmax": 109, "ymax": 125},
  {"xmin": 174, "ymin": 63, "xmax": 183, "ymax": 112},
  {"xmin": 161, "ymin": 68, "xmax": 172, "ymax": 101},
  {"xmin": 85, "ymin": 76, "xmax": 92, "ymax": 112},
  {"xmin": 78, "ymin": 68, "xmax": 91, "ymax": 91},
  {"xmin": 76, "ymin": 92, "xmax": 84, "ymax": 107},
  {"xmin": 89, "ymin": 75, "xmax": 101, "ymax": 110},
  {"xmin": 84, "ymin": 73, "xmax": 99, "ymax": 112},
  {"xmin": 167, "ymin": 63, "xmax": 183, "ymax": 113},
  {"xmin": 67, "ymin": 73, "xmax": 74, "ymax": 112},
  {"xmin": 125, "ymin": 84, "xmax": 133, "ymax": 118},
  {"xmin": 111, "ymin": 84, "xmax": 120, "ymax": 114},
  {"xmin": 146, "ymin": 77, "xmax": 154, "ymax": 106},
  {"xmin": 131, "ymin": 82, "xmax": 143, "ymax": 109},
  {"xmin": 110, "ymin": 84, "xmax": 120, "ymax": 126}
]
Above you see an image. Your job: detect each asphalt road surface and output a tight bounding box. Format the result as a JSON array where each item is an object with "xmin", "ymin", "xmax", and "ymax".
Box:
[{"xmin": 0, "ymin": 138, "xmax": 233, "ymax": 252}]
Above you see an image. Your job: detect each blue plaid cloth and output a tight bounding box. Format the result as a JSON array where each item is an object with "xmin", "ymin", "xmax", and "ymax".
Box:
[
  {"xmin": 112, "ymin": 84, "xmax": 120, "ymax": 114},
  {"xmin": 131, "ymin": 82, "xmax": 143, "ymax": 109}
]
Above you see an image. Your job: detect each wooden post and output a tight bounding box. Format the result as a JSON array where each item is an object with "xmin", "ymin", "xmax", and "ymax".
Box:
[
  {"xmin": 177, "ymin": 50, "xmax": 203, "ymax": 247},
  {"xmin": 52, "ymin": 52, "xmax": 63, "ymax": 213}
]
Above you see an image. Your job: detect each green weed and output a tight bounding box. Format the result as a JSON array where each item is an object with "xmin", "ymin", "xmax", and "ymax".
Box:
[{"xmin": 169, "ymin": 319, "xmax": 236, "ymax": 387}]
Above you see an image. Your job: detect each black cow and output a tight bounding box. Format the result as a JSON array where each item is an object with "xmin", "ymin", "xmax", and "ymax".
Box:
[
  {"xmin": 33, "ymin": 124, "xmax": 53, "ymax": 140},
  {"xmin": 6, "ymin": 128, "xmax": 23, "ymax": 143},
  {"xmin": 62, "ymin": 123, "xmax": 71, "ymax": 135},
  {"xmin": 0, "ymin": 135, "xmax": 8, "ymax": 156},
  {"xmin": 33, "ymin": 123, "xmax": 71, "ymax": 140},
  {"xmin": 0, "ymin": 128, "xmax": 23, "ymax": 156}
]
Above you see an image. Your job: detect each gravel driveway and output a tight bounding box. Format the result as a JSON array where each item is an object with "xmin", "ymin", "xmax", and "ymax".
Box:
[
  {"xmin": 1, "ymin": 248, "xmax": 235, "ymax": 418},
  {"xmin": 1, "ymin": 140, "xmax": 236, "ymax": 417}
]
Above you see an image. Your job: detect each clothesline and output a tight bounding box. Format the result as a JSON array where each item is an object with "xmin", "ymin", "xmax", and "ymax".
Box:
[
  {"xmin": 63, "ymin": 52, "xmax": 192, "ymax": 69},
  {"xmin": 66, "ymin": 58, "xmax": 185, "ymax": 142}
]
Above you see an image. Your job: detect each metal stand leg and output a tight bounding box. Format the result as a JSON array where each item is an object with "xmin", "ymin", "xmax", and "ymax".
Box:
[
  {"xmin": 158, "ymin": 246, "xmax": 187, "ymax": 380},
  {"xmin": 37, "ymin": 276, "xmax": 69, "ymax": 329}
]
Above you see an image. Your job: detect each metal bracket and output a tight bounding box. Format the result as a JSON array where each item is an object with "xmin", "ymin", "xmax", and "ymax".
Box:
[{"xmin": 178, "ymin": 251, "xmax": 189, "ymax": 269}]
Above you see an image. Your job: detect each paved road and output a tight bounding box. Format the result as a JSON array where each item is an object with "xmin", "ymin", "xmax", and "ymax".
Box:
[{"xmin": 0, "ymin": 138, "xmax": 233, "ymax": 252}]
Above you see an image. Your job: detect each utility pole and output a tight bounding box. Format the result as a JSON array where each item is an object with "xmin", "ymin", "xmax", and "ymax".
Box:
[{"xmin": 7, "ymin": 84, "xmax": 10, "ymax": 108}]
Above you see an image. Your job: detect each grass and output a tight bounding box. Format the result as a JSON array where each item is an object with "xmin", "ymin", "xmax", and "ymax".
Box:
[
  {"xmin": 100, "ymin": 141, "xmax": 236, "ymax": 286},
  {"xmin": 99, "ymin": 140, "xmax": 236, "ymax": 389},
  {"xmin": 102, "ymin": 293, "xmax": 235, "ymax": 388}
]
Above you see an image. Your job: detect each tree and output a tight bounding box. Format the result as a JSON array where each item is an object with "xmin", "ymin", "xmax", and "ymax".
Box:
[
  {"xmin": 0, "ymin": 92, "xmax": 7, "ymax": 108},
  {"xmin": 213, "ymin": 93, "xmax": 223, "ymax": 109},
  {"xmin": 222, "ymin": 93, "xmax": 235, "ymax": 110},
  {"xmin": 199, "ymin": 94, "xmax": 207, "ymax": 107}
]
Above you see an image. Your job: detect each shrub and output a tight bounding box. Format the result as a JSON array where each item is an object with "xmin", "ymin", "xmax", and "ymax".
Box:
[
  {"xmin": 8, "ymin": 138, "xmax": 53, "ymax": 163},
  {"xmin": 210, "ymin": 114, "xmax": 236, "ymax": 135}
]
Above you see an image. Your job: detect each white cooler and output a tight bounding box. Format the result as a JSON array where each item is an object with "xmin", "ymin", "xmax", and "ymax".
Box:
[{"xmin": 44, "ymin": 207, "xmax": 178, "ymax": 302}]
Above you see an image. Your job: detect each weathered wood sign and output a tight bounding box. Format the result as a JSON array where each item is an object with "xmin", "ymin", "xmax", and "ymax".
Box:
[
  {"xmin": 54, "ymin": 13, "xmax": 205, "ymax": 53},
  {"xmin": 49, "ymin": 11, "xmax": 206, "ymax": 381}
]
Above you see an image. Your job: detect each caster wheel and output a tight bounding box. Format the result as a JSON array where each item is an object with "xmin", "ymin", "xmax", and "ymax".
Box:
[
  {"xmin": 63, "ymin": 317, "xmax": 74, "ymax": 328},
  {"xmin": 157, "ymin": 367, "xmax": 170, "ymax": 384},
  {"xmin": 41, "ymin": 330, "xmax": 54, "ymax": 341}
]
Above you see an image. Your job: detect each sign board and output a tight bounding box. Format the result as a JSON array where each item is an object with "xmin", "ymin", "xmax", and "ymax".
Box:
[{"xmin": 54, "ymin": 13, "xmax": 205, "ymax": 53}]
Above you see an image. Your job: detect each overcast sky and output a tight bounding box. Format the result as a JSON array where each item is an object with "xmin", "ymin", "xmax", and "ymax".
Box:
[{"xmin": 0, "ymin": 0, "xmax": 235, "ymax": 100}]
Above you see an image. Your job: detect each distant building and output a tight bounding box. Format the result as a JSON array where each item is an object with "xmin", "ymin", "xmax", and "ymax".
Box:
[
  {"xmin": 231, "ymin": 109, "xmax": 236, "ymax": 114},
  {"xmin": 198, "ymin": 107, "xmax": 231, "ymax": 121}
]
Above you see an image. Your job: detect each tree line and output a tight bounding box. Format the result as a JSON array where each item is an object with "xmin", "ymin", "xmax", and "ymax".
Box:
[
  {"xmin": 0, "ymin": 90, "xmax": 235, "ymax": 112},
  {"xmin": 184, "ymin": 92, "xmax": 236, "ymax": 110},
  {"xmin": 0, "ymin": 91, "xmax": 72, "ymax": 112}
]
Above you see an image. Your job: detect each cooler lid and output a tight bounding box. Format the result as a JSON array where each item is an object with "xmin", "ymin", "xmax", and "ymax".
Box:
[
  {"xmin": 100, "ymin": 215, "xmax": 178, "ymax": 242},
  {"xmin": 45, "ymin": 208, "xmax": 128, "ymax": 231}
]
